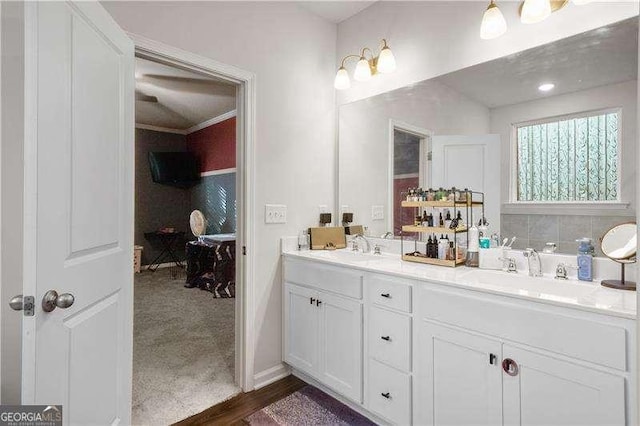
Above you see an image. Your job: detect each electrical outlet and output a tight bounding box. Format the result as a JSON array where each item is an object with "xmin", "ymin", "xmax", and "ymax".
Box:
[
  {"xmin": 371, "ymin": 205, "xmax": 384, "ymax": 221},
  {"xmin": 265, "ymin": 204, "xmax": 287, "ymax": 224}
]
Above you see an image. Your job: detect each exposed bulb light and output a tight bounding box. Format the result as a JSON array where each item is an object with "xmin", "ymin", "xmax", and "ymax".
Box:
[
  {"xmin": 376, "ymin": 40, "xmax": 396, "ymax": 73},
  {"xmin": 480, "ymin": 1, "xmax": 507, "ymax": 40},
  {"xmin": 538, "ymin": 83, "xmax": 555, "ymax": 92},
  {"xmin": 354, "ymin": 57, "xmax": 373, "ymax": 82},
  {"xmin": 334, "ymin": 67, "xmax": 351, "ymax": 90},
  {"xmin": 521, "ymin": 0, "xmax": 551, "ymax": 24}
]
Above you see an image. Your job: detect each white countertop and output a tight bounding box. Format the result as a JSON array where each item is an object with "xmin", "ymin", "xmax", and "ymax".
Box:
[{"xmin": 283, "ymin": 249, "xmax": 637, "ymax": 320}]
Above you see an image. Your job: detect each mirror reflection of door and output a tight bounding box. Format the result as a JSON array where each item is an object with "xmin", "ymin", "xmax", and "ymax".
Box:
[{"xmin": 392, "ymin": 125, "xmax": 432, "ymax": 236}]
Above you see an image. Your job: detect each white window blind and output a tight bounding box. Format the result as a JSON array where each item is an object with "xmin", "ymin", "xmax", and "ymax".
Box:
[{"xmin": 516, "ymin": 111, "xmax": 620, "ymax": 202}]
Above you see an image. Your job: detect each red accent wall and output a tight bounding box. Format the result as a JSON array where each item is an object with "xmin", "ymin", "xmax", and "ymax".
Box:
[
  {"xmin": 394, "ymin": 176, "xmax": 419, "ymax": 235},
  {"xmin": 186, "ymin": 117, "xmax": 236, "ymax": 173}
]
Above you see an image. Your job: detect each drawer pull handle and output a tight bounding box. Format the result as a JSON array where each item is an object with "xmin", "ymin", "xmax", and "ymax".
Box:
[
  {"xmin": 380, "ymin": 293, "xmax": 391, "ymax": 298},
  {"xmin": 381, "ymin": 392, "xmax": 391, "ymax": 399},
  {"xmin": 310, "ymin": 297, "xmax": 316, "ymax": 305},
  {"xmin": 316, "ymin": 299, "xmax": 322, "ymax": 306},
  {"xmin": 381, "ymin": 335, "xmax": 391, "ymax": 341},
  {"xmin": 502, "ymin": 358, "xmax": 518, "ymax": 376},
  {"xmin": 489, "ymin": 353, "xmax": 496, "ymax": 365}
]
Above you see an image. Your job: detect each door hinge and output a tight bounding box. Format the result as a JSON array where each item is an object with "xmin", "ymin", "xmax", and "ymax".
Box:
[{"xmin": 242, "ymin": 246, "xmax": 247, "ymax": 256}]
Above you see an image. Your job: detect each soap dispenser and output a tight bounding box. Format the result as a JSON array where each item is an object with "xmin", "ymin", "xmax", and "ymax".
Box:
[{"xmin": 576, "ymin": 238, "xmax": 594, "ymax": 282}]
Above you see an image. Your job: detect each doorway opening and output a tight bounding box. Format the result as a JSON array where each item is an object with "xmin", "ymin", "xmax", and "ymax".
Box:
[
  {"xmin": 389, "ymin": 121, "xmax": 433, "ymax": 236},
  {"xmin": 132, "ymin": 49, "xmax": 246, "ymax": 425}
]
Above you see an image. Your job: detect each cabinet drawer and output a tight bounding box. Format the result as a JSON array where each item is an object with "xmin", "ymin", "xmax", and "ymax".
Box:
[
  {"xmin": 367, "ymin": 274, "xmax": 412, "ymax": 312},
  {"xmin": 285, "ymin": 259, "xmax": 363, "ymax": 299},
  {"xmin": 367, "ymin": 359, "xmax": 411, "ymax": 425},
  {"xmin": 369, "ymin": 307, "xmax": 411, "ymax": 372}
]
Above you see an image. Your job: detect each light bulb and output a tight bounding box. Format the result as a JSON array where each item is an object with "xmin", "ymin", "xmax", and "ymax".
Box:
[
  {"xmin": 334, "ymin": 67, "xmax": 351, "ymax": 90},
  {"xmin": 521, "ymin": 0, "xmax": 551, "ymax": 24},
  {"xmin": 538, "ymin": 83, "xmax": 555, "ymax": 92},
  {"xmin": 480, "ymin": 1, "xmax": 507, "ymax": 40},
  {"xmin": 354, "ymin": 57, "xmax": 372, "ymax": 82},
  {"xmin": 377, "ymin": 46, "xmax": 396, "ymax": 73}
]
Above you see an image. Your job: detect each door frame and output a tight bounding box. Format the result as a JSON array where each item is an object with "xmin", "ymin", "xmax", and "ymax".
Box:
[
  {"xmin": 387, "ymin": 119, "xmax": 433, "ymax": 233},
  {"xmin": 130, "ymin": 33, "xmax": 256, "ymax": 392}
]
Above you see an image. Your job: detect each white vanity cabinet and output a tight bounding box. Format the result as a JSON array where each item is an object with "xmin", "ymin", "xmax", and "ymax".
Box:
[
  {"xmin": 415, "ymin": 284, "xmax": 633, "ymax": 426},
  {"xmin": 283, "ymin": 259, "xmax": 364, "ymax": 403},
  {"xmin": 282, "ymin": 253, "xmax": 635, "ymax": 426}
]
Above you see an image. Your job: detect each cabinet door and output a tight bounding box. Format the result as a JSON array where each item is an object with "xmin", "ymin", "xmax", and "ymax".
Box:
[
  {"xmin": 503, "ymin": 345, "xmax": 625, "ymax": 426},
  {"xmin": 318, "ymin": 291, "xmax": 363, "ymax": 403},
  {"xmin": 284, "ymin": 283, "xmax": 318, "ymax": 376},
  {"xmin": 419, "ymin": 321, "xmax": 503, "ymax": 426}
]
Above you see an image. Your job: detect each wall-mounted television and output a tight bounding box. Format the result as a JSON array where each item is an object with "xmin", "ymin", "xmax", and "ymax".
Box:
[{"xmin": 148, "ymin": 152, "xmax": 200, "ymax": 188}]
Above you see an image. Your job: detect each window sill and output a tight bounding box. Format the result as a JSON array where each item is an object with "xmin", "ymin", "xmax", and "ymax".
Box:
[{"xmin": 502, "ymin": 202, "xmax": 634, "ymax": 216}]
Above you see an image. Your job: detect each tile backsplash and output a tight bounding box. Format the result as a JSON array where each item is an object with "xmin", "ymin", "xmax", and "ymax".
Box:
[{"xmin": 501, "ymin": 214, "xmax": 635, "ymax": 257}]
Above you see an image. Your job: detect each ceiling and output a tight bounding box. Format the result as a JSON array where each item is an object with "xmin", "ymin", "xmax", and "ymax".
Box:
[
  {"xmin": 135, "ymin": 57, "xmax": 237, "ymax": 131},
  {"xmin": 298, "ymin": 1, "xmax": 376, "ymax": 23},
  {"xmin": 436, "ymin": 17, "xmax": 638, "ymax": 109}
]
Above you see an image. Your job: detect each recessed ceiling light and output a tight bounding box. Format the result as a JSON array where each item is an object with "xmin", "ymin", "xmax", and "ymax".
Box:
[{"xmin": 538, "ymin": 83, "xmax": 555, "ymax": 92}]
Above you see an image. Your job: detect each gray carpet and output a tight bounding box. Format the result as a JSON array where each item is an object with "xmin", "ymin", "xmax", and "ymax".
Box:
[{"xmin": 133, "ymin": 268, "xmax": 240, "ymax": 425}]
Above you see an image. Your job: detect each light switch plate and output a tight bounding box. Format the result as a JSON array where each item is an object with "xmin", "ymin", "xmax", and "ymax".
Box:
[
  {"xmin": 265, "ymin": 204, "xmax": 287, "ymax": 224},
  {"xmin": 318, "ymin": 204, "xmax": 329, "ymax": 214},
  {"xmin": 372, "ymin": 205, "xmax": 384, "ymax": 221},
  {"xmin": 341, "ymin": 205, "xmax": 350, "ymax": 214}
]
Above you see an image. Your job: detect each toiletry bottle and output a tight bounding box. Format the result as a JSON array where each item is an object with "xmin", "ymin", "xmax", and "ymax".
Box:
[
  {"xmin": 444, "ymin": 210, "xmax": 452, "ymax": 229},
  {"xmin": 466, "ymin": 225, "xmax": 480, "ymax": 267},
  {"xmin": 439, "ymin": 212, "xmax": 444, "ymax": 227},
  {"xmin": 447, "ymin": 241, "xmax": 455, "ymax": 260},
  {"xmin": 438, "ymin": 234, "xmax": 446, "ymax": 259},
  {"xmin": 426, "ymin": 235, "xmax": 433, "ymax": 258},
  {"xmin": 427, "ymin": 213, "xmax": 434, "ymax": 227},
  {"xmin": 576, "ymin": 238, "xmax": 594, "ymax": 282}
]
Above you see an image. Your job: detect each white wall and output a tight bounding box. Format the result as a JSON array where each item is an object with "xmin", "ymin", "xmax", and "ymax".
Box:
[
  {"xmin": 337, "ymin": 1, "xmax": 639, "ymax": 105},
  {"xmin": 491, "ymin": 80, "xmax": 638, "ymax": 215},
  {"xmin": 0, "ymin": 1, "xmax": 24, "ymax": 404},
  {"xmin": 339, "ymin": 79, "xmax": 490, "ymax": 236},
  {"xmin": 101, "ymin": 1, "xmax": 337, "ymax": 379}
]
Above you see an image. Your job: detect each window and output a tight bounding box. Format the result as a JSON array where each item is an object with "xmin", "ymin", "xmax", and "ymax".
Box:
[{"xmin": 515, "ymin": 110, "xmax": 620, "ymax": 202}]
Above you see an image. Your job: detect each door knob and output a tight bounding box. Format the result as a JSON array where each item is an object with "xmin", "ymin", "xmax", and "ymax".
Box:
[
  {"xmin": 42, "ymin": 290, "xmax": 75, "ymax": 313},
  {"xmin": 9, "ymin": 295, "xmax": 23, "ymax": 311}
]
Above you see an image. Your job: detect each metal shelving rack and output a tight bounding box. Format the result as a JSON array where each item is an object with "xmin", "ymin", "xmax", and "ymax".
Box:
[{"xmin": 400, "ymin": 190, "xmax": 484, "ymax": 267}]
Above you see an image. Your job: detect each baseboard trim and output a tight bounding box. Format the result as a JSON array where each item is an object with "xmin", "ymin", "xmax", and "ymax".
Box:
[
  {"xmin": 253, "ymin": 363, "xmax": 291, "ymax": 390},
  {"xmin": 139, "ymin": 262, "xmax": 184, "ymax": 271}
]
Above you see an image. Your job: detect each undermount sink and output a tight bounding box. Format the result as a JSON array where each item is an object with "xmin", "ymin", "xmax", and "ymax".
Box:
[
  {"xmin": 459, "ymin": 268, "xmax": 600, "ymax": 300},
  {"xmin": 311, "ymin": 249, "xmax": 386, "ymax": 263}
]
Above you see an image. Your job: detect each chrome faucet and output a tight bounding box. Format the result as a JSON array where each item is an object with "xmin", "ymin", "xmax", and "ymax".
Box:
[
  {"xmin": 523, "ymin": 248, "xmax": 542, "ymax": 277},
  {"xmin": 352, "ymin": 234, "xmax": 372, "ymax": 254},
  {"xmin": 380, "ymin": 232, "xmax": 394, "ymax": 239}
]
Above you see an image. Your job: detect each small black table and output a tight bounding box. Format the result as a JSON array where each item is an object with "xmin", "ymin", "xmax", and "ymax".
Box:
[{"xmin": 143, "ymin": 231, "xmax": 186, "ymax": 271}]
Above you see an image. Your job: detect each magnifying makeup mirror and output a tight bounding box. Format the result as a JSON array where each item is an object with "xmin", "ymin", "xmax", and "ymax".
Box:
[{"xmin": 600, "ymin": 222, "xmax": 637, "ymax": 291}]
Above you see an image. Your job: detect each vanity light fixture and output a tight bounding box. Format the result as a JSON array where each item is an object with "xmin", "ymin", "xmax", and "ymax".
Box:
[
  {"xmin": 480, "ymin": 0, "xmax": 507, "ymax": 40},
  {"xmin": 334, "ymin": 39, "xmax": 396, "ymax": 90},
  {"xmin": 538, "ymin": 82, "xmax": 555, "ymax": 91},
  {"xmin": 520, "ymin": 0, "xmax": 552, "ymax": 24}
]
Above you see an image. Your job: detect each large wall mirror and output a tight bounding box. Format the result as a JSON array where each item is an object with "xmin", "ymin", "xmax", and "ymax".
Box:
[{"xmin": 338, "ymin": 17, "xmax": 638, "ymax": 255}]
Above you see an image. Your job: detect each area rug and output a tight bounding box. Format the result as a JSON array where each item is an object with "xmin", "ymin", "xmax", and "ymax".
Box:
[{"xmin": 243, "ymin": 385, "xmax": 376, "ymax": 425}]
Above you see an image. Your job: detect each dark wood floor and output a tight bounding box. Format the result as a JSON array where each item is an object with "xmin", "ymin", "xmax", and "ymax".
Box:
[{"xmin": 174, "ymin": 375, "xmax": 306, "ymax": 426}]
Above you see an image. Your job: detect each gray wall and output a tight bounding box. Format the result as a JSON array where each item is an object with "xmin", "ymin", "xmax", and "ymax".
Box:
[
  {"xmin": 135, "ymin": 129, "xmax": 191, "ymax": 264},
  {"xmin": 501, "ymin": 214, "xmax": 636, "ymax": 256},
  {"xmin": 1, "ymin": 1, "xmax": 24, "ymax": 404}
]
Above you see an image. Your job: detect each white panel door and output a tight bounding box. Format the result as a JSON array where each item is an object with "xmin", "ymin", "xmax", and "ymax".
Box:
[
  {"xmin": 431, "ymin": 134, "xmax": 501, "ymax": 235},
  {"xmin": 318, "ymin": 291, "xmax": 363, "ymax": 403},
  {"xmin": 503, "ymin": 345, "xmax": 625, "ymax": 426},
  {"xmin": 23, "ymin": 2, "xmax": 134, "ymax": 424},
  {"xmin": 284, "ymin": 283, "xmax": 319, "ymax": 376},
  {"xmin": 420, "ymin": 321, "xmax": 502, "ymax": 426}
]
